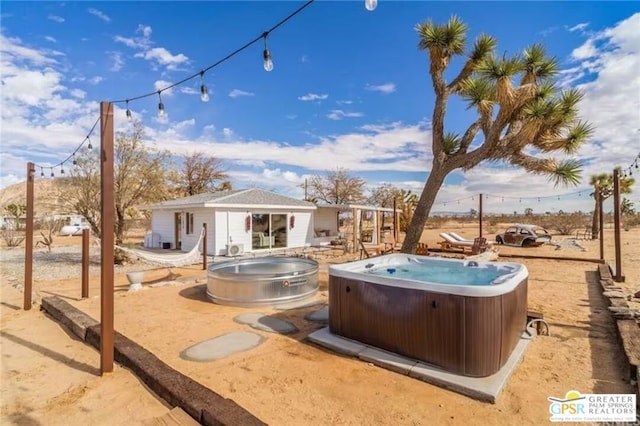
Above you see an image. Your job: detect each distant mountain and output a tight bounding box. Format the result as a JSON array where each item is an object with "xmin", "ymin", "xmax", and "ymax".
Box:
[{"xmin": 0, "ymin": 178, "xmax": 71, "ymax": 216}]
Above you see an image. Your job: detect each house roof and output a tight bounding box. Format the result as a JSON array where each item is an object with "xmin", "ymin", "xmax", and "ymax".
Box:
[{"xmin": 149, "ymin": 188, "xmax": 317, "ymax": 210}]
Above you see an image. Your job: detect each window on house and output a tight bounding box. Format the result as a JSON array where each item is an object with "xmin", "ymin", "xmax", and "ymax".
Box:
[{"xmin": 186, "ymin": 212, "xmax": 194, "ymax": 235}]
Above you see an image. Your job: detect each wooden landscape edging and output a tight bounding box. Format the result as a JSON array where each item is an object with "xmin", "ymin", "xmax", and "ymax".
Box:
[
  {"xmin": 40, "ymin": 296, "xmax": 267, "ymax": 426},
  {"xmin": 596, "ymin": 264, "xmax": 640, "ymax": 408}
]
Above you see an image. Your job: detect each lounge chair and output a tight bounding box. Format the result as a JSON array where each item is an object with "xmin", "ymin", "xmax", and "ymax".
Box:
[
  {"xmin": 449, "ymin": 232, "xmax": 473, "ymax": 242},
  {"xmin": 438, "ymin": 233, "xmax": 489, "ymax": 254}
]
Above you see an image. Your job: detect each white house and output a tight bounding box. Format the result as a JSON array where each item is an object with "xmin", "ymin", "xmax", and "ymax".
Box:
[
  {"xmin": 147, "ymin": 188, "xmax": 317, "ymax": 256},
  {"xmin": 147, "ymin": 188, "xmax": 400, "ymax": 257}
]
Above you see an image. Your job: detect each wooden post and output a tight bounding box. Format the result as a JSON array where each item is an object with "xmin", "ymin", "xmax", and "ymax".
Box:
[
  {"xmin": 202, "ymin": 223, "xmax": 207, "ymax": 270},
  {"xmin": 82, "ymin": 229, "xmax": 89, "ymax": 298},
  {"xmin": 375, "ymin": 210, "xmax": 381, "ymax": 246},
  {"xmin": 393, "ymin": 198, "xmax": 398, "ymax": 242},
  {"xmin": 612, "ymin": 169, "xmax": 624, "ymax": 282},
  {"xmin": 352, "ymin": 207, "xmax": 357, "ymax": 253},
  {"xmin": 100, "ymin": 101, "xmax": 115, "ymax": 374},
  {"xmin": 598, "ymin": 195, "xmax": 604, "ymax": 261},
  {"xmin": 24, "ymin": 162, "xmax": 35, "ymax": 310},
  {"xmin": 478, "ymin": 193, "xmax": 483, "ymax": 238}
]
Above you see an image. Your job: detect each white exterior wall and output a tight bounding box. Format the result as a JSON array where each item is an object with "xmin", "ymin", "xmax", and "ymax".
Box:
[
  {"xmin": 150, "ymin": 210, "xmax": 174, "ymax": 248},
  {"xmin": 313, "ymin": 209, "xmax": 339, "ymax": 234},
  {"xmin": 153, "ymin": 207, "xmax": 315, "ymax": 256},
  {"xmin": 180, "ymin": 207, "xmax": 215, "ymax": 253},
  {"xmin": 289, "ymin": 211, "xmax": 313, "ymax": 248}
]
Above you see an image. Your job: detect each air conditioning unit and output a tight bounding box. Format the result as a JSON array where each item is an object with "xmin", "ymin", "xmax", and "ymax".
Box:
[{"xmin": 226, "ymin": 243, "xmax": 244, "ymax": 256}]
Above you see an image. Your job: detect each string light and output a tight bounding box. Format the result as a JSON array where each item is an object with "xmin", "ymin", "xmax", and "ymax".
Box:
[
  {"xmin": 60, "ymin": 164, "xmax": 65, "ymax": 175},
  {"xmin": 72, "ymin": 153, "xmax": 77, "ymax": 166},
  {"xmin": 157, "ymin": 92, "xmax": 166, "ymax": 118},
  {"xmin": 50, "ymin": 168, "xmax": 54, "ymax": 178},
  {"xmin": 263, "ymin": 33, "xmax": 274, "ymax": 72},
  {"xmin": 199, "ymin": 71, "xmax": 210, "ymax": 102},
  {"xmin": 29, "ymin": 0, "xmax": 378, "ymax": 178},
  {"xmin": 126, "ymin": 100, "xmax": 132, "ymax": 122},
  {"xmin": 40, "ymin": 167, "xmax": 44, "ymax": 177}
]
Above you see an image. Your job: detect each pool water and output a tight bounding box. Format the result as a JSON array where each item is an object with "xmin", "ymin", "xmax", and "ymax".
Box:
[{"xmin": 366, "ymin": 261, "xmax": 512, "ymax": 286}]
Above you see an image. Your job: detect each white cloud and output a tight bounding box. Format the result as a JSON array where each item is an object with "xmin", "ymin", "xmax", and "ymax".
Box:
[
  {"xmin": 336, "ymin": 100, "xmax": 353, "ymax": 105},
  {"xmin": 563, "ymin": 12, "xmax": 640, "ymax": 181},
  {"xmin": 48, "ymin": 15, "xmax": 64, "ymax": 23},
  {"xmin": 571, "ymin": 39, "xmax": 597, "ymax": 60},
  {"xmin": 181, "ymin": 87, "xmax": 198, "ymax": 95},
  {"xmin": 0, "ymin": 34, "xmax": 58, "ymax": 66},
  {"xmin": 301, "ymin": 55, "xmax": 309, "ymax": 63},
  {"xmin": 134, "ymin": 47, "xmax": 189, "ymax": 71},
  {"xmin": 568, "ymin": 22, "xmax": 589, "ymax": 32},
  {"xmin": 44, "ymin": 36, "xmax": 57, "ymax": 43},
  {"xmin": 365, "ymin": 82, "xmax": 396, "ymax": 94},
  {"xmin": 327, "ymin": 110, "xmax": 364, "ymax": 120},
  {"xmin": 108, "ymin": 51, "xmax": 124, "ymax": 72},
  {"xmin": 154, "ymin": 80, "xmax": 174, "ymax": 96},
  {"xmin": 87, "ymin": 8, "xmax": 111, "ymax": 23},
  {"xmin": 298, "ymin": 93, "xmax": 328, "ymax": 101},
  {"xmin": 285, "ymin": 114, "xmax": 297, "ymax": 120},
  {"xmin": 114, "ymin": 25, "xmax": 152, "ymax": 50},
  {"xmin": 228, "ymin": 89, "xmax": 254, "ymax": 98},
  {"xmin": 222, "ymin": 128, "xmax": 233, "ymax": 137},
  {"xmin": 88, "ymin": 76, "xmax": 103, "ymax": 85},
  {"xmin": 70, "ymin": 89, "xmax": 86, "ymax": 99}
]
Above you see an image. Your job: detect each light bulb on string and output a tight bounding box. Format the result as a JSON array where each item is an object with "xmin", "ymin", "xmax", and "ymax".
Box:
[
  {"xmin": 157, "ymin": 91, "xmax": 166, "ymax": 117},
  {"xmin": 60, "ymin": 164, "xmax": 65, "ymax": 175},
  {"xmin": 126, "ymin": 100, "xmax": 132, "ymax": 122},
  {"xmin": 50, "ymin": 168, "xmax": 54, "ymax": 178},
  {"xmin": 72, "ymin": 153, "xmax": 77, "ymax": 166},
  {"xmin": 40, "ymin": 167, "xmax": 44, "ymax": 177},
  {"xmin": 87, "ymin": 137, "xmax": 93, "ymax": 151},
  {"xmin": 199, "ymin": 71, "xmax": 210, "ymax": 102},
  {"xmin": 364, "ymin": 0, "xmax": 377, "ymax": 11},
  {"xmin": 262, "ymin": 33, "xmax": 273, "ymax": 72}
]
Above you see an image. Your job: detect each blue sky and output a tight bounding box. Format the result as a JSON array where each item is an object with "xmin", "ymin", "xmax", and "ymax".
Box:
[{"xmin": 1, "ymin": 1, "xmax": 639, "ymax": 214}]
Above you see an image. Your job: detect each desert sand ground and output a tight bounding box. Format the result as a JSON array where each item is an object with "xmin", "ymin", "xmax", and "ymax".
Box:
[{"xmin": 1, "ymin": 223, "xmax": 639, "ymax": 425}]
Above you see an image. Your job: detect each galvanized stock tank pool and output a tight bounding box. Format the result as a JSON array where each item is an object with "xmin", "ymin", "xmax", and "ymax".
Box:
[{"xmin": 207, "ymin": 257, "xmax": 319, "ymax": 307}]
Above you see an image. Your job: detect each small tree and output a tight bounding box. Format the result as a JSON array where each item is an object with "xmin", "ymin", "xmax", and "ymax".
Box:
[
  {"xmin": 307, "ymin": 167, "xmax": 366, "ymax": 204},
  {"xmin": 589, "ymin": 168, "xmax": 634, "ymax": 239},
  {"xmin": 60, "ymin": 121, "xmax": 171, "ymax": 263},
  {"xmin": 3, "ymin": 203, "xmax": 26, "ymax": 230},
  {"xmin": 524, "ymin": 207, "xmax": 533, "ymax": 216},
  {"xmin": 169, "ymin": 151, "xmax": 228, "ymax": 197},
  {"xmin": 402, "ymin": 16, "xmax": 593, "ymax": 253},
  {"xmin": 367, "ymin": 183, "xmax": 401, "ymax": 207},
  {"xmin": 621, "ymin": 198, "xmax": 635, "ymax": 216}
]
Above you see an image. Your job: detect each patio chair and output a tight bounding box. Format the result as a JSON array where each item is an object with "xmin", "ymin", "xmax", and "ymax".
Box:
[{"xmin": 382, "ymin": 231, "xmax": 401, "ymax": 253}]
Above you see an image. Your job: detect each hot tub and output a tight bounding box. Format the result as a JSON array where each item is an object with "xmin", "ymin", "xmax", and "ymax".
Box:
[
  {"xmin": 207, "ymin": 257, "xmax": 319, "ymax": 307},
  {"xmin": 328, "ymin": 254, "xmax": 528, "ymax": 377}
]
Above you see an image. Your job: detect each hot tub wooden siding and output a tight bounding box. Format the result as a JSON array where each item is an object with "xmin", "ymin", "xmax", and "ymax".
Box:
[{"xmin": 328, "ymin": 276, "xmax": 527, "ymax": 377}]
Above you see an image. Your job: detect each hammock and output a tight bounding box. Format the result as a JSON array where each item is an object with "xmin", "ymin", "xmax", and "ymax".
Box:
[{"xmin": 113, "ymin": 228, "xmax": 205, "ymax": 268}]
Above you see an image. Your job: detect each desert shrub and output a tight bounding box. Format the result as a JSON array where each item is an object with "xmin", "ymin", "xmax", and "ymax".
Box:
[
  {"xmin": 426, "ymin": 215, "xmax": 446, "ymax": 229},
  {"xmin": 538, "ymin": 213, "xmax": 588, "ymax": 235},
  {"xmin": 2, "ymin": 230, "xmax": 24, "ymax": 248},
  {"xmin": 623, "ymin": 215, "xmax": 640, "ymax": 231}
]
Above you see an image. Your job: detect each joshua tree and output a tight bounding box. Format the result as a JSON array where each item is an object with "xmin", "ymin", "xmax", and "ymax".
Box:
[
  {"xmin": 402, "ymin": 16, "xmax": 593, "ymax": 253},
  {"xmin": 589, "ymin": 169, "xmax": 634, "ymax": 238}
]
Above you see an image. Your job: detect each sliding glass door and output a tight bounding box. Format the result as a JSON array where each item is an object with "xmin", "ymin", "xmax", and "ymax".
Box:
[{"xmin": 251, "ymin": 213, "xmax": 288, "ymax": 250}]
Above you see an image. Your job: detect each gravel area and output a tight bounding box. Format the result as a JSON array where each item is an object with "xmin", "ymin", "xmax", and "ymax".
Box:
[{"xmin": 0, "ymin": 246, "xmax": 172, "ymax": 285}]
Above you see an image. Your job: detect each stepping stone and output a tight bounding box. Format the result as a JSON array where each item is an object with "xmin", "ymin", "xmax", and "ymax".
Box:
[
  {"xmin": 234, "ymin": 313, "xmax": 298, "ymax": 335},
  {"xmin": 180, "ymin": 331, "xmax": 265, "ymax": 362},
  {"xmin": 305, "ymin": 306, "xmax": 329, "ymax": 323}
]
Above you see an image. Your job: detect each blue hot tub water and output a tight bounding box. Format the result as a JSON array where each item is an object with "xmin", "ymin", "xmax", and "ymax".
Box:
[{"xmin": 368, "ymin": 260, "xmax": 514, "ymax": 286}]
